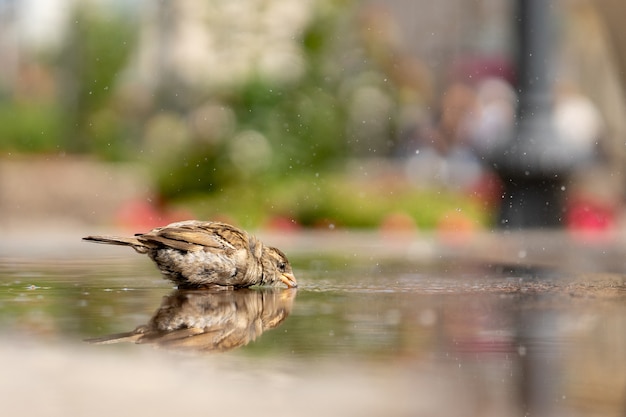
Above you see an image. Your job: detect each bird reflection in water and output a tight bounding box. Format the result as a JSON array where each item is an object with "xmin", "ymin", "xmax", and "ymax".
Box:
[{"xmin": 86, "ymin": 288, "xmax": 297, "ymax": 352}]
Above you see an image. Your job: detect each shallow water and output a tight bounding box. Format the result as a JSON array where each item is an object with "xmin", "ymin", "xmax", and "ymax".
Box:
[{"xmin": 1, "ymin": 231, "xmax": 625, "ymax": 417}]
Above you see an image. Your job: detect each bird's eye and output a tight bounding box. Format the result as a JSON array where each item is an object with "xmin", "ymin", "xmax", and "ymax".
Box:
[{"xmin": 278, "ymin": 262, "xmax": 286, "ymax": 272}]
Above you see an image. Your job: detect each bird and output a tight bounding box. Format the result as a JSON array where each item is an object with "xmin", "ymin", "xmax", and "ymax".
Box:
[
  {"xmin": 85, "ymin": 288, "xmax": 297, "ymax": 352},
  {"xmin": 83, "ymin": 220, "xmax": 297, "ymax": 289}
]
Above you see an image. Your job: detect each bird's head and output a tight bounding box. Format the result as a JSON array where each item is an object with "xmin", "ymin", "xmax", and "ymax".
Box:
[{"xmin": 260, "ymin": 246, "xmax": 297, "ymax": 288}]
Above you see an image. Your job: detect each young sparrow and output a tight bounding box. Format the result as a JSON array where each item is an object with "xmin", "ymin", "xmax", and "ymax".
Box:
[{"xmin": 83, "ymin": 220, "xmax": 297, "ymax": 289}]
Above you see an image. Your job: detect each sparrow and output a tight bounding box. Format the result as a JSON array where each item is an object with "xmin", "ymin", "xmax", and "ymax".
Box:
[
  {"xmin": 86, "ymin": 288, "xmax": 296, "ymax": 352},
  {"xmin": 83, "ymin": 220, "xmax": 297, "ymax": 289}
]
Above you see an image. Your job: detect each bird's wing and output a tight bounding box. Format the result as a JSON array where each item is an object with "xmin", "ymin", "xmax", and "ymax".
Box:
[{"xmin": 137, "ymin": 222, "xmax": 249, "ymax": 252}]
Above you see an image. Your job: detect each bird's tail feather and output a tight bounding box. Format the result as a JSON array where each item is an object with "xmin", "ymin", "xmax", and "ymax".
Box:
[
  {"xmin": 83, "ymin": 235, "xmax": 142, "ymax": 247},
  {"xmin": 82, "ymin": 235, "xmax": 149, "ymax": 254},
  {"xmin": 84, "ymin": 331, "xmax": 143, "ymax": 345}
]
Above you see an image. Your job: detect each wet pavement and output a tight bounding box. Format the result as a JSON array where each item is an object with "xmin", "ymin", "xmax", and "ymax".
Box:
[{"xmin": 1, "ymin": 229, "xmax": 625, "ymax": 417}]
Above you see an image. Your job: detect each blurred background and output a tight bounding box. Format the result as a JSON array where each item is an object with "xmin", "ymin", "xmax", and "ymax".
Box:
[
  {"xmin": 2, "ymin": 4, "xmax": 626, "ymax": 416},
  {"xmin": 1, "ymin": 0, "xmax": 626, "ymax": 234}
]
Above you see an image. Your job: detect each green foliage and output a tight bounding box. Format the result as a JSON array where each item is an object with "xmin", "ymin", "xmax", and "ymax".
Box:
[
  {"xmin": 0, "ymin": 6, "xmax": 137, "ymax": 157},
  {"xmin": 157, "ymin": 143, "xmax": 235, "ymax": 199},
  {"xmin": 180, "ymin": 172, "xmax": 489, "ymax": 229},
  {"xmin": 155, "ymin": 4, "xmax": 357, "ymax": 200},
  {"xmin": 235, "ymin": 80, "xmax": 347, "ymax": 172},
  {"xmin": 57, "ymin": 6, "xmax": 138, "ymax": 156},
  {"xmin": 0, "ymin": 101, "xmax": 66, "ymax": 153}
]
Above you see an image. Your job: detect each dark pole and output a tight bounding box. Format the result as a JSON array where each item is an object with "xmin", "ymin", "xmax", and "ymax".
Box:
[{"xmin": 495, "ymin": 0, "xmax": 573, "ymax": 229}]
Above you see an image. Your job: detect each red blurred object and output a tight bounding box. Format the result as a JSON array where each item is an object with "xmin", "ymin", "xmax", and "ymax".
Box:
[
  {"xmin": 450, "ymin": 55, "xmax": 516, "ymax": 86},
  {"xmin": 379, "ymin": 211, "xmax": 417, "ymax": 234},
  {"xmin": 468, "ymin": 172, "xmax": 503, "ymax": 209},
  {"xmin": 566, "ymin": 198, "xmax": 616, "ymax": 238},
  {"xmin": 263, "ymin": 215, "xmax": 301, "ymax": 232},
  {"xmin": 436, "ymin": 210, "xmax": 477, "ymax": 245},
  {"xmin": 116, "ymin": 199, "xmax": 193, "ymax": 231}
]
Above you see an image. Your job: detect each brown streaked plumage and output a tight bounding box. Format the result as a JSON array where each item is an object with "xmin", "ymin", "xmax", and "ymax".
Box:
[{"xmin": 83, "ymin": 220, "xmax": 297, "ymax": 289}]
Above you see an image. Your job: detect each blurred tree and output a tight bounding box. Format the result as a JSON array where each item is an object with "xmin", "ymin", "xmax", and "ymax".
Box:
[
  {"xmin": 156, "ymin": 2, "xmax": 364, "ymax": 199},
  {"xmin": 58, "ymin": 4, "xmax": 137, "ymax": 158}
]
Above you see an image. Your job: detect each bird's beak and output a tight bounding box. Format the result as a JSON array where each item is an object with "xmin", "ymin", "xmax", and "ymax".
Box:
[{"xmin": 280, "ymin": 272, "xmax": 298, "ymax": 288}]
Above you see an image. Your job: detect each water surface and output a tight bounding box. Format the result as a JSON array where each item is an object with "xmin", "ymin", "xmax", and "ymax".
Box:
[{"xmin": 1, "ymin": 231, "xmax": 625, "ymax": 417}]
